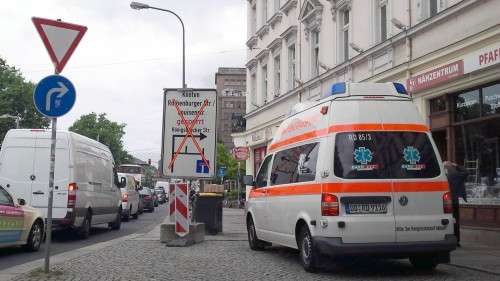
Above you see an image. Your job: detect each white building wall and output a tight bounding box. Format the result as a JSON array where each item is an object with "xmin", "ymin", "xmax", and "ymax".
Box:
[{"xmin": 238, "ymin": 0, "xmax": 500, "ymax": 180}]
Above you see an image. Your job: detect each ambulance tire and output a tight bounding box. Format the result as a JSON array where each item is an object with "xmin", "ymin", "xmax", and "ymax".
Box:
[
  {"xmin": 409, "ymin": 256, "xmax": 438, "ymax": 271},
  {"xmin": 298, "ymin": 225, "xmax": 320, "ymax": 273},
  {"xmin": 247, "ymin": 217, "xmax": 267, "ymax": 251}
]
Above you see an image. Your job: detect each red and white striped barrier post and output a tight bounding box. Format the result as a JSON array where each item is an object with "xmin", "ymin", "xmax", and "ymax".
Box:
[
  {"xmin": 175, "ymin": 183, "xmax": 189, "ymax": 237},
  {"xmin": 169, "ymin": 183, "xmax": 175, "ymax": 223}
]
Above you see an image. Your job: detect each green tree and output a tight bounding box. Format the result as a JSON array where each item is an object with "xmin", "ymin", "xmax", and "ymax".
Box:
[
  {"xmin": 69, "ymin": 112, "xmax": 133, "ymax": 165},
  {"xmin": 0, "ymin": 57, "xmax": 49, "ymax": 141},
  {"xmin": 216, "ymin": 143, "xmax": 245, "ymax": 184}
]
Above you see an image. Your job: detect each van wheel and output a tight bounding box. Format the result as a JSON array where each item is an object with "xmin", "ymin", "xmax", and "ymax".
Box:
[
  {"xmin": 109, "ymin": 209, "xmax": 121, "ymax": 230},
  {"xmin": 410, "ymin": 256, "xmax": 439, "ymax": 271},
  {"xmin": 24, "ymin": 220, "xmax": 43, "ymax": 252},
  {"xmin": 298, "ymin": 225, "xmax": 320, "ymax": 272},
  {"xmin": 247, "ymin": 217, "xmax": 266, "ymax": 250},
  {"xmin": 77, "ymin": 212, "xmax": 91, "ymax": 239}
]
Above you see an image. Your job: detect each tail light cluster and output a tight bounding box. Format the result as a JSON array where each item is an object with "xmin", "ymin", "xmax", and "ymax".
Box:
[
  {"xmin": 443, "ymin": 192, "xmax": 453, "ymax": 214},
  {"xmin": 68, "ymin": 183, "xmax": 78, "ymax": 208},
  {"xmin": 144, "ymin": 195, "xmax": 152, "ymax": 201},
  {"xmin": 122, "ymin": 193, "xmax": 129, "ymax": 202},
  {"xmin": 321, "ymin": 193, "xmax": 339, "ymax": 216}
]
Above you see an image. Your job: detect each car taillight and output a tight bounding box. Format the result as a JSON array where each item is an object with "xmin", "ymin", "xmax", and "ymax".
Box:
[
  {"xmin": 443, "ymin": 192, "xmax": 453, "ymax": 214},
  {"xmin": 68, "ymin": 183, "xmax": 77, "ymax": 208},
  {"xmin": 122, "ymin": 193, "xmax": 128, "ymax": 202},
  {"xmin": 321, "ymin": 193, "xmax": 339, "ymax": 216},
  {"xmin": 144, "ymin": 195, "xmax": 151, "ymax": 200}
]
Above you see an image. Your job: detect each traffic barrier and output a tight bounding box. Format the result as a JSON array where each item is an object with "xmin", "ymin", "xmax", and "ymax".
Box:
[
  {"xmin": 175, "ymin": 183, "xmax": 189, "ymax": 237},
  {"xmin": 169, "ymin": 184, "xmax": 175, "ymax": 222}
]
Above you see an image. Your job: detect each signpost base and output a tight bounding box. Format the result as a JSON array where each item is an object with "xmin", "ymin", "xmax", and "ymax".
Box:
[{"xmin": 160, "ymin": 223, "xmax": 205, "ymax": 247}]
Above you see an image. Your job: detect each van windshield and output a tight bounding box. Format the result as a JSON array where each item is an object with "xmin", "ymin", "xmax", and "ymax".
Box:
[{"xmin": 334, "ymin": 132, "xmax": 440, "ymax": 179}]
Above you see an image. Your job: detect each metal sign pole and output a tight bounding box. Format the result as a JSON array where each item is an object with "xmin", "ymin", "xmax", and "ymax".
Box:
[
  {"xmin": 44, "ymin": 116, "xmax": 57, "ymax": 273},
  {"xmin": 237, "ymin": 161, "xmax": 241, "ymax": 207}
]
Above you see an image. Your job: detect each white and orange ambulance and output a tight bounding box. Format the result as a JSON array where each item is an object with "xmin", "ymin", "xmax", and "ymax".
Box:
[{"xmin": 244, "ymin": 82, "xmax": 456, "ymax": 272}]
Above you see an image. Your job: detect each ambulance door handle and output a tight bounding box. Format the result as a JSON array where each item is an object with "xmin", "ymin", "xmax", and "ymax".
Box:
[{"xmin": 33, "ymin": 191, "xmax": 44, "ymax": 195}]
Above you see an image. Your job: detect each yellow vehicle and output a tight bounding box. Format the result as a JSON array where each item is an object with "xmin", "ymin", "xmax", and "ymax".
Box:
[{"xmin": 0, "ymin": 185, "xmax": 44, "ymax": 251}]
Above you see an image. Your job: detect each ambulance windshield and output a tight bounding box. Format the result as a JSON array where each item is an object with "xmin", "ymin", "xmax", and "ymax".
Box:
[{"xmin": 334, "ymin": 132, "xmax": 441, "ymax": 179}]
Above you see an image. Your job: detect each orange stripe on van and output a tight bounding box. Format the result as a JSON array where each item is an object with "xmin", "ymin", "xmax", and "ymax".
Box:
[
  {"xmin": 248, "ymin": 181, "xmax": 448, "ymax": 198},
  {"xmin": 268, "ymin": 123, "xmax": 429, "ymax": 152}
]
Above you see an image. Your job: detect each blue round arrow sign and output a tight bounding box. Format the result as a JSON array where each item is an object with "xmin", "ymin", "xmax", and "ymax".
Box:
[{"xmin": 33, "ymin": 75, "xmax": 76, "ymax": 118}]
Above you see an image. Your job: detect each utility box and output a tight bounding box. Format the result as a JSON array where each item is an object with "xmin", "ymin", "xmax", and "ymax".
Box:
[{"xmin": 194, "ymin": 193, "xmax": 223, "ymax": 235}]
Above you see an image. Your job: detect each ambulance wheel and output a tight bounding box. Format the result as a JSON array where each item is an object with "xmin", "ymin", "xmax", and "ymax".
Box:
[
  {"xmin": 247, "ymin": 217, "xmax": 266, "ymax": 250},
  {"xmin": 409, "ymin": 256, "xmax": 438, "ymax": 271},
  {"xmin": 109, "ymin": 209, "xmax": 122, "ymax": 230},
  {"xmin": 24, "ymin": 220, "xmax": 43, "ymax": 252},
  {"xmin": 298, "ymin": 225, "xmax": 320, "ymax": 272}
]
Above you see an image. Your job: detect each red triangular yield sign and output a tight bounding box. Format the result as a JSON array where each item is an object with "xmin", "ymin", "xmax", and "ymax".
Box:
[{"xmin": 32, "ymin": 17, "xmax": 87, "ymax": 74}]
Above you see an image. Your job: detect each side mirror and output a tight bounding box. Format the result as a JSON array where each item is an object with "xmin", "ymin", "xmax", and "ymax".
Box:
[
  {"xmin": 120, "ymin": 177, "xmax": 126, "ymax": 187},
  {"xmin": 18, "ymin": 198, "xmax": 26, "ymax": 206},
  {"xmin": 243, "ymin": 175, "xmax": 255, "ymax": 186}
]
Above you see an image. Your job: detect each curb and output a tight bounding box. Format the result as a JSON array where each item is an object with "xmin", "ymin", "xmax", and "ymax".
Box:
[
  {"xmin": 445, "ymin": 263, "xmax": 500, "ymax": 276},
  {"xmin": 0, "ymin": 232, "xmax": 144, "ymax": 281}
]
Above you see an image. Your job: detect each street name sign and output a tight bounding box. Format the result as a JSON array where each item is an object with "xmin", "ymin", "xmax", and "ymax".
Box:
[
  {"xmin": 162, "ymin": 88, "xmax": 217, "ymax": 178},
  {"xmin": 33, "ymin": 75, "xmax": 76, "ymax": 117},
  {"xmin": 32, "ymin": 17, "xmax": 87, "ymax": 74}
]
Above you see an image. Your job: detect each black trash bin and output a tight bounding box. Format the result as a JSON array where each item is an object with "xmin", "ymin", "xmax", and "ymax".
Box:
[{"xmin": 194, "ymin": 193, "xmax": 223, "ymax": 235}]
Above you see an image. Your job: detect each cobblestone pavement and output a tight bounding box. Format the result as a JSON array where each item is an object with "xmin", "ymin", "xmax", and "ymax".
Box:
[{"xmin": 13, "ymin": 209, "xmax": 500, "ymax": 281}]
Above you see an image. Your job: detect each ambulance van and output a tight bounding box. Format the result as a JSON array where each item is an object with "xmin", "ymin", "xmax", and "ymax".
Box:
[{"xmin": 244, "ymin": 82, "xmax": 456, "ymax": 272}]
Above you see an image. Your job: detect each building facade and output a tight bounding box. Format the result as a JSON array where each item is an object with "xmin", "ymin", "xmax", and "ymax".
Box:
[
  {"xmin": 233, "ymin": 0, "xmax": 500, "ymax": 229},
  {"xmin": 215, "ymin": 67, "xmax": 247, "ymax": 150}
]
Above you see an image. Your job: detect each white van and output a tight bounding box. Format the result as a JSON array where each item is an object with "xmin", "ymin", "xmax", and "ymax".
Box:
[
  {"xmin": 244, "ymin": 82, "xmax": 456, "ymax": 272},
  {"xmin": 117, "ymin": 173, "xmax": 140, "ymax": 220},
  {"xmin": 0, "ymin": 129, "xmax": 122, "ymax": 239}
]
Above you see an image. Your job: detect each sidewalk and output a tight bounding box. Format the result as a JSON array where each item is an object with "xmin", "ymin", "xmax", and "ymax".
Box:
[{"xmin": 2, "ymin": 208, "xmax": 500, "ymax": 280}]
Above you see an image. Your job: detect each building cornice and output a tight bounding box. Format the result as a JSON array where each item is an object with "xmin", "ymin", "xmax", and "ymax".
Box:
[
  {"xmin": 267, "ymin": 37, "xmax": 283, "ymax": 53},
  {"xmin": 256, "ymin": 24, "xmax": 270, "ymax": 39},
  {"xmin": 280, "ymin": 0, "xmax": 298, "ymax": 15},
  {"xmin": 256, "ymin": 48, "xmax": 270, "ymax": 62},
  {"xmin": 246, "ymin": 35, "xmax": 258, "ymax": 49},
  {"xmin": 267, "ymin": 12, "xmax": 283, "ymax": 29},
  {"xmin": 245, "ymin": 58, "xmax": 257, "ymax": 70},
  {"xmin": 280, "ymin": 25, "xmax": 298, "ymax": 41}
]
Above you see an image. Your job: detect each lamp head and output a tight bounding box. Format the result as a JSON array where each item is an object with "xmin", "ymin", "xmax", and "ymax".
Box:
[{"xmin": 130, "ymin": 2, "xmax": 150, "ymax": 10}]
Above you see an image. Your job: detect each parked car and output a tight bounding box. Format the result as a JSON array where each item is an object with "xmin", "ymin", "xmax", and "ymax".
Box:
[
  {"xmin": 150, "ymin": 188, "xmax": 159, "ymax": 207},
  {"xmin": 0, "ymin": 130, "xmax": 122, "ymax": 239},
  {"xmin": 0, "ymin": 185, "xmax": 45, "ymax": 251},
  {"xmin": 245, "ymin": 82, "xmax": 456, "ymax": 272},
  {"xmin": 118, "ymin": 174, "xmax": 140, "ymax": 221},
  {"xmin": 139, "ymin": 188, "xmax": 155, "ymax": 212},
  {"xmin": 154, "ymin": 188, "xmax": 167, "ymax": 204}
]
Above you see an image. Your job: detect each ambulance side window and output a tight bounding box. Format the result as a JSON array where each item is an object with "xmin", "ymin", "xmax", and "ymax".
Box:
[
  {"xmin": 270, "ymin": 143, "xmax": 319, "ymax": 185},
  {"xmin": 255, "ymin": 155, "xmax": 273, "ymax": 188}
]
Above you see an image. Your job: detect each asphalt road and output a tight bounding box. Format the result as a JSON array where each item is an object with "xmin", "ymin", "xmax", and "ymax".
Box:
[{"xmin": 0, "ymin": 204, "xmax": 168, "ymax": 271}]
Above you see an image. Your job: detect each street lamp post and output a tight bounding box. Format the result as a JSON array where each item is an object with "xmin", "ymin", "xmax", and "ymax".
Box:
[{"xmin": 130, "ymin": 2, "xmax": 186, "ymax": 89}]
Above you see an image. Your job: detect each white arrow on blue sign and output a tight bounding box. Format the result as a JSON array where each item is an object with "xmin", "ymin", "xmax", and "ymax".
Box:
[{"xmin": 33, "ymin": 75, "xmax": 76, "ymax": 117}]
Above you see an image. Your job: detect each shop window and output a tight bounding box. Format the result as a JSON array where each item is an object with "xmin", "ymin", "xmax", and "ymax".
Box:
[
  {"xmin": 430, "ymin": 96, "xmax": 447, "ymax": 114},
  {"xmin": 454, "ymin": 120, "xmax": 500, "ymax": 205},
  {"xmin": 455, "ymin": 89, "xmax": 480, "ymax": 122},
  {"xmin": 270, "ymin": 143, "xmax": 319, "ymax": 185},
  {"xmin": 482, "ymin": 83, "xmax": 500, "ymax": 116}
]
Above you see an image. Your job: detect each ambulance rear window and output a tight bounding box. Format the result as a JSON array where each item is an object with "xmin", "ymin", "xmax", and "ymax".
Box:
[{"xmin": 334, "ymin": 132, "xmax": 440, "ymax": 179}]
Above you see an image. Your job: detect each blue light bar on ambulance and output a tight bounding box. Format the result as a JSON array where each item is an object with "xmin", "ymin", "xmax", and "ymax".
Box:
[
  {"xmin": 393, "ymin": 82, "xmax": 408, "ymax": 95},
  {"xmin": 321, "ymin": 82, "xmax": 346, "ymax": 99}
]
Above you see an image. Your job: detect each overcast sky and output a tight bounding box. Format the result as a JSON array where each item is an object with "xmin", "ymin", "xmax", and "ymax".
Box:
[{"xmin": 0, "ymin": 0, "xmax": 246, "ymax": 165}]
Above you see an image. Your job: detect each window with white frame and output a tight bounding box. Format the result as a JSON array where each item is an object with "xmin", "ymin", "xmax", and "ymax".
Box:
[
  {"xmin": 417, "ymin": 0, "xmax": 446, "ymax": 22},
  {"xmin": 311, "ymin": 31, "xmax": 320, "ymax": 77},
  {"xmin": 251, "ymin": 73, "xmax": 257, "ymax": 105},
  {"xmin": 262, "ymin": 65, "xmax": 268, "ymax": 104},
  {"xmin": 339, "ymin": 9, "xmax": 350, "ymax": 62},
  {"xmin": 262, "ymin": 0, "xmax": 268, "ymax": 25},
  {"xmin": 288, "ymin": 44, "xmax": 296, "ymax": 91},
  {"xmin": 379, "ymin": 0, "xmax": 388, "ymax": 42},
  {"xmin": 251, "ymin": 4, "xmax": 257, "ymax": 34},
  {"xmin": 274, "ymin": 55, "xmax": 281, "ymax": 96},
  {"xmin": 274, "ymin": 0, "xmax": 280, "ymax": 13},
  {"xmin": 429, "ymin": 0, "xmax": 438, "ymax": 17}
]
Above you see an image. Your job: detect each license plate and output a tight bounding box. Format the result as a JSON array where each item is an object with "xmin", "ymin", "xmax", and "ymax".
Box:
[{"xmin": 347, "ymin": 203, "xmax": 387, "ymax": 214}]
